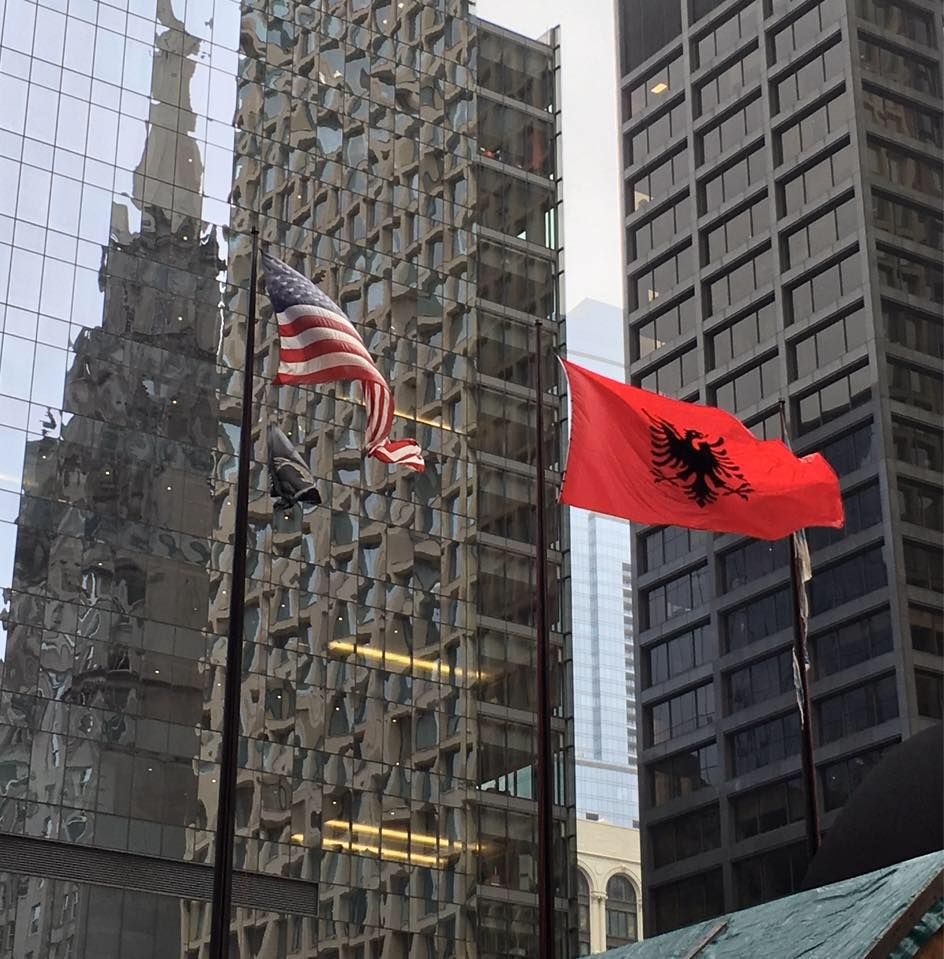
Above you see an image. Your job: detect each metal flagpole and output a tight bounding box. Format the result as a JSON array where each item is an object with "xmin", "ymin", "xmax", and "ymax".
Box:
[
  {"xmin": 779, "ymin": 401, "xmax": 822, "ymax": 861},
  {"xmin": 209, "ymin": 226, "xmax": 260, "ymax": 959},
  {"xmin": 534, "ymin": 315, "xmax": 556, "ymax": 959}
]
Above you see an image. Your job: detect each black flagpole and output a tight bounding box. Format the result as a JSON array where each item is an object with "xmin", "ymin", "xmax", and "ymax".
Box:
[
  {"xmin": 209, "ymin": 227, "xmax": 259, "ymax": 959},
  {"xmin": 534, "ymin": 315, "xmax": 556, "ymax": 959},
  {"xmin": 780, "ymin": 401, "xmax": 822, "ymax": 861}
]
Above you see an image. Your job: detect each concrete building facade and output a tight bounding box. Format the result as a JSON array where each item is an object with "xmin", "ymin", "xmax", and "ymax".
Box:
[{"xmin": 615, "ymin": 0, "xmax": 943, "ymax": 935}]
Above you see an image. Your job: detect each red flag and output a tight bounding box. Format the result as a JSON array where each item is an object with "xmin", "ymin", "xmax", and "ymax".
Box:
[{"xmin": 560, "ymin": 359, "xmax": 843, "ymax": 540}]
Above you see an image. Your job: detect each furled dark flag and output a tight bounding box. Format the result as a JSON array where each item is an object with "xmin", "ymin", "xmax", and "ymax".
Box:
[
  {"xmin": 262, "ymin": 252, "xmax": 424, "ymax": 472},
  {"xmin": 791, "ymin": 528, "xmax": 812, "ymax": 725},
  {"xmin": 559, "ymin": 359, "xmax": 844, "ymax": 540},
  {"xmin": 268, "ymin": 426, "xmax": 321, "ymax": 510}
]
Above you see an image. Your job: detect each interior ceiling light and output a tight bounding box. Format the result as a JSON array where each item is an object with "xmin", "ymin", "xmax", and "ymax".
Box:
[{"xmin": 650, "ymin": 81, "xmax": 669, "ymax": 94}]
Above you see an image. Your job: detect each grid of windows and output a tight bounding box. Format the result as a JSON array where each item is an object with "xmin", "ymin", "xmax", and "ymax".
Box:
[
  {"xmin": 644, "ymin": 565, "xmax": 710, "ymax": 629},
  {"xmin": 915, "ymin": 670, "xmax": 943, "ymax": 719},
  {"xmin": 646, "ymin": 624, "xmax": 715, "ymax": 687},
  {"xmin": 713, "ymin": 354, "xmax": 782, "ymax": 414},
  {"xmin": 697, "ymin": 48, "xmax": 762, "ymax": 116},
  {"xmin": 724, "ymin": 587, "xmax": 792, "ymax": 653},
  {"xmin": 779, "ymin": 93, "xmax": 849, "ymax": 165},
  {"xmin": 873, "ymin": 193, "xmax": 944, "ymax": 250},
  {"xmin": 782, "ymin": 144, "xmax": 853, "ymax": 214},
  {"xmin": 701, "ymin": 144, "xmax": 766, "ymax": 212},
  {"xmin": 772, "ymin": 0, "xmax": 843, "ymax": 61},
  {"xmin": 651, "ymin": 805, "xmax": 721, "ymax": 867},
  {"xmin": 904, "ymin": 541, "xmax": 944, "ymax": 593},
  {"xmin": 732, "ymin": 776, "xmax": 804, "ymax": 840},
  {"xmin": 632, "ymin": 197, "xmax": 694, "ymax": 260},
  {"xmin": 705, "ymin": 197, "xmax": 770, "ymax": 263},
  {"xmin": 649, "ymin": 742, "xmax": 720, "ymax": 804},
  {"xmin": 889, "ymin": 361, "xmax": 944, "ymax": 415},
  {"xmin": 733, "ymin": 842, "xmax": 808, "ymax": 909},
  {"xmin": 648, "ymin": 683, "xmax": 715, "ymax": 746},
  {"xmin": 817, "ymin": 673, "xmax": 899, "ymax": 743},
  {"xmin": 884, "ymin": 303, "xmax": 943, "ymax": 358},
  {"xmin": 641, "ymin": 526, "xmax": 708, "ymax": 572},
  {"xmin": 706, "ymin": 249, "xmax": 774, "ymax": 315},
  {"xmin": 699, "ymin": 97, "xmax": 764, "ymax": 165},
  {"xmin": 791, "ymin": 307, "xmax": 868, "ymax": 379},
  {"xmin": 795, "ymin": 365, "xmax": 871, "ymax": 434},
  {"xmin": 635, "ymin": 294, "xmax": 697, "ymax": 359},
  {"xmin": 709, "ymin": 301, "xmax": 778, "ymax": 369},
  {"xmin": 809, "ymin": 546, "xmax": 888, "ymax": 615},
  {"xmin": 788, "ymin": 250, "xmax": 861, "ymax": 321},
  {"xmin": 910, "ymin": 606, "xmax": 944, "ymax": 656},
  {"xmin": 784, "ymin": 196, "xmax": 858, "ymax": 269},
  {"xmin": 774, "ymin": 41, "xmax": 845, "ymax": 113},
  {"xmin": 867, "ymin": 140, "xmax": 944, "ymax": 199},
  {"xmin": 856, "ymin": 0, "xmax": 938, "ymax": 47},
  {"xmin": 695, "ymin": 5, "xmax": 757, "ymax": 67},
  {"xmin": 731, "ymin": 713, "xmax": 801, "ymax": 776},
  {"xmin": 633, "ymin": 248, "xmax": 695, "ymax": 310},
  {"xmin": 624, "ymin": 55, "xmax": 685, "ymax": 117},
  {"xmin": 898, "ymin": 478, "xmax": 944, "ymax": 530},
  {"xmin": 727, "ymin": 649, "xmax": 793, "ymax": 714},
  {"xmin": 812, "ymin": 608, "xmax": 893, "ymax": 678},
  {"xmin": 861, "ymin": 88, "xmax": 943, "ymax": 147},
  {"xmin": 638, "ymin": 348, "xmax": 699, "ymax": 394},
  {"xmin": 628, "ymin": 150, "xmax": 690, "ymax": 213},
  {"xmin": 820, "ymin": 742, "xmax": 895, "ymax": 810},
  {"xmin": 628, "ymin": 101, "xmax": 689, "ymax": 165},
  {"xmin": 858, "ymin": 37, "xmax": 940, "ymax": 97},
  {"xmin": 876, "ymin": 247, "xmax": 943, "ymax": 303}
]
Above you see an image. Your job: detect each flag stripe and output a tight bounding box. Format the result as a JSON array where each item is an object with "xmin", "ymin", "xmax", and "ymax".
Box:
[{"xmin": 262, "ymin": 252, "xmax": 424, "ymax": 473}]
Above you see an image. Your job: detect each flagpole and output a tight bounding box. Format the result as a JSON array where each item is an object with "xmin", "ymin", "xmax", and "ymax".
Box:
[
  {"xmin": 779, "ymin": 401, "xmax": 822, "ymax": 861},
  {"xmin": 209, "ymin": 226, "xmax": 259, "ymax": 959},
  {"xmin": 534, "ymin": 315, "xmax": 556, "ymax": 959}
]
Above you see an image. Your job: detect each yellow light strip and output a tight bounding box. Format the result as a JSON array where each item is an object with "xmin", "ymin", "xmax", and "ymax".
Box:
[
  {"xmin": 393, "ymin": 409, "xmax": 463, "ymax": 435},
  {"xmin": 323, "ymin": 819, "xmax": 476, "ymax": 851},
  {"xmin": 322, "ymin": 837, "xmax": 443, "ymax": 867},
  {"xmin": 328, "ymin": 639, "xmax": 469, "ymax": 680}
]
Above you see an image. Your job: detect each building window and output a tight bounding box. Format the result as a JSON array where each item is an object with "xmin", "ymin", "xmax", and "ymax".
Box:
[
  {"xmin": 646, "ymin": 623, "xmax": 714, "ymax": 687},
  {"xmin": 817, "ymin": 673, "xmax": 899, "ymax": 744},
  {"xmin": 898, "ymin": 478, "xmax": 943, "ymax": 531},
  {"xmin": 705, "ymin": 197, "xmax": 770, "ymax": 264},
  {"xmin": 696, "ymin": 47, "xmax": 762, "ymax": 116},
  {"xmin": 734, "ymin": 842, "xmax": 808, "ymax": 909},
  {"xmin": 648, "ymin": 682, "xmax": 715, "ymax": 746},
  {"xmin": 809, "ymin": 546, "xmax": 887, "ymax": 616},
  {"xmin": 694, "ymin": 4, "xmax": 758, "ymax": 68},
  {"xmin": 638, "ymin": 347, "xmax": 699, "ymax": 394},
  {"xmin": 652, "ymin": 804, "xmax": 721, "ymax": 867},
  {"xmin": 624, "ymin": 54, "xmax": 685, "ymax": 117},
  {"xmin": 775, "ymin": 41, "xmax": 844, "ymax": 112},
  {"xmin": 867, "ymin": 140, "xmax": 944, "ymax": 199},
  {"xmin": 650, "ymin": 741, "xmax": 720, "ymax": 804},
  {"xmin": 731, "ymin": 712, "xmax": 801, "ymax": 776},
  {"xmin": 701, "ymin": 144, "xmax": 766, "ymax": 213},
  {"xmin": 651, "ymin": 868, "xmax": 724, "ymax": 935},
  {"xmin": 643, "ymin": 565, "xmax": 710, "ymax": 629},
  {"xmin": 726, "ymin": 649, "xmax": 793, "ymax": 714},
  {"xmin": 721, "ymin": 538, "xmax": 788, "ymax": 592},
  {"xmin": 794, "ymin": 365, "xmax": 871, "ymax": 435},
  {"xmin": 709, "ymin": 300, "xmax": 778, "ymax": 369},
  {"xmin": 784, "ymin": 196, "xmax": 859, "ymax": 270},
  {"xmin": 791, "ymin": 307, "xmax": 868, "ymax": 381},
  {"xmin": 820, "ymin": 742, "xmax": 895, "ymax": 810},
  {"xmin": 862, "ymin": 88, "xmax": 943, "ymax": 147},
  {"xmin": 712, "ymin": 354, "xmax": 782, "ymax": 414},
  {"xmin": 910, "ymin": 606, "xmax": 943, "ymax": 656},
  {"xmin": 772, "ymin": 0, "xmax": 843, "ymax": 61},
  {"xmin": 782, "ymin": 144, "xmax": 853, "ymax": 214},
  {"xmin": 699, "ymin": 96, "xmax": 764, "ymax": 165},
  {"xmin": 858, "ymin": 37, "xmax": 940, "ymax": 96},
  {"xmin": 605, "ymin": 874, "xmax": 638, "ymax": 947},
  {"xmin": 856, "ymin": 0, "xmax": 937, "ymax": 46},
  {"xmin": 884, "ymin": 302, "xmax": 944, "ymax": 359},
  {"xmin": 806, "ymin": 480, "xmax": 883, "ymax": 551},
  {"xmin": 640, "ymin": 525, "xmax": 707, "ymax": 572},
  {"xmin": 634, "ymin": 293, "xmax": 697, "ymax": 359},
  {"xmin": 877, "ymin": 247, "xmax": 944, "ymax": 303},
  {"xmin": 904, "ymin": 541, "xmax": 944, "ymax": 593},
  {"xmin": 892, "ymin": 418, "xmax": 944, "ymax": 471},
  {"xmin": 577, "ymin": 871, "xmax": 592, "ymax": 956},
  {"xmin": 815, "ymin": 419, "xmax": 875, "ymax": 476},
  {"xmin": 706, "ymin": 249, "xmax": 773, "ymax": 315},
  {"xmin": 632, "ymin": 248, "xmax": 694, "ymax": 311},
  {"xmin": 619, "ymin": 0, "xmax": 683, "ymax": 75},
  {"xmin": 732, "ymin": 776, "xmax": 805, "ymax": 840},
  {"xmin": 631, "ymin": 197, "xmax": 693, "ymax": 261},
  {"xmin": 788, "ymin": 250, "xmax": 861, "ymax": 321},
  {"xmin": 812, "ymin": 608, "xmax": 893, "ymax": 678},
  {"xmin": 778, "ymin": 93, "xmax": 849, "ymax": 166},
  {"xmin": 628, "ymin": 150, "xmax": 689, "ymax": 213},
  {"xmin": 889, "ymin": 361, "xmax": 944, "ymax": 414},
  {"xmin": 724, "ymin": 586, "xmax": 793, "ymax": 653},
  {"xmin": 872, "ymin": 193, "xmax": 943, "ymax": 250},
  {"xmin": 915, "ymin": 670, "xmax": 944, "ymax": 719},
  {"xmin": 627, "ymin": 100, "xmax": 689, "ymax": 166}
]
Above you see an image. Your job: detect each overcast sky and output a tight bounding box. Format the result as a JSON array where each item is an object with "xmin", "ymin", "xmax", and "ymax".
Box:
[{"xmin": 474, "ymin": 0, "xmax": 623, "ymax": 314}]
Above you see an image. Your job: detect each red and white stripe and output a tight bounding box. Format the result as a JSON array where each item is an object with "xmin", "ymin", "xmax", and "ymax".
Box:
[{"xmin": 274, "ymin": 304, "xmax": 424, "ymax": 472}]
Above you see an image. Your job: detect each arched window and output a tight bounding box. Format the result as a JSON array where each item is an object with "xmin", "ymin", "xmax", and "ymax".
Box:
[
  {"xmin": 578, "ymin": 871, "xmax": 592, "ymax": 955},
  {"xmin": 606, "ymin": 874, "xmax": 638, "ymax": 948}
]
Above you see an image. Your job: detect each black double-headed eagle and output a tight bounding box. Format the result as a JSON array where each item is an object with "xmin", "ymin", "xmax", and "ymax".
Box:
[{"xmin": 646, "ymin": 413, "xmax": 753, "ymax": 507}]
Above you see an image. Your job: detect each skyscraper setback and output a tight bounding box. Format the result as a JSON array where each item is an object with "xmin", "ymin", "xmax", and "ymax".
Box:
[
  {"xmin": 617, "ymin": 0, "xmax": 942, "ymax": 934},
  {"xmin": 0, "ymin": 3, "xmax": 575, "ymax": 958}
]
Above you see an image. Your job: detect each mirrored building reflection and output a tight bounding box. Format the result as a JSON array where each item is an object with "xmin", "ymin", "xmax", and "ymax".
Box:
[{"xmin": 0, "ymin": 1, "xmax": 574, "ymax": 957}]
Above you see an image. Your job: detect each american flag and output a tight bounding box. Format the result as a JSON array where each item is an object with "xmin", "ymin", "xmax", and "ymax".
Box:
[{"xmin": 262, "ymin": 252, "xmax": 424, "ymax": 472}]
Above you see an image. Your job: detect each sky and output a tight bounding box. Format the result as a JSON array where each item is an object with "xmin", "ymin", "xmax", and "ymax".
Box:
[{"xmin": 474, "ymin": 0, "xmax": 624, "ymax": 315}]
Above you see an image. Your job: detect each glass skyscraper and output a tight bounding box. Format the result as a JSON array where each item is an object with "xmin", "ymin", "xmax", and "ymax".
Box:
[
  {"xmin": 566, "ymin": 299, "xmax": 639, "ymax": 828},
  {"xmin": 0, "ymin": 2, "xmax": 576, "ymax": 957},
  {"xmin": 616, "ymin": 0, "xmax": 942, "ymax": 935}
]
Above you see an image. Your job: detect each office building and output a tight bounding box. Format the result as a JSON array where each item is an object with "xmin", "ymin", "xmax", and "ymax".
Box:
[
  {"xmin": 567, "ymin": 299, "xmax": 639, "ymax": 828},
  {"xmin": 616, "ymin": 0, "xmax": 942, "ymax": 934},
  {"xmin": 0, "ymin": 2, "xmax": 576, "ymax": 957}
]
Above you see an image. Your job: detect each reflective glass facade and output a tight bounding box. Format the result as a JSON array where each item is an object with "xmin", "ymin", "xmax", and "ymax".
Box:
[
  {"xmin": 0, "ymin": 2, "xmax": 575, "ymax": 957},
  {"xmin": 566, "ymin": 299, "xmax": 638, "ymax": 829},
  {"xmin": 617, "ymin": 0, "xmax": 943, "ymax": 934}
]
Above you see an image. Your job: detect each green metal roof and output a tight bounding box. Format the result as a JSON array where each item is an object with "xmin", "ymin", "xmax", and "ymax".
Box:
[{"xmin": 595, "ymin": 852, "xmax": 944, "ymax": 959}]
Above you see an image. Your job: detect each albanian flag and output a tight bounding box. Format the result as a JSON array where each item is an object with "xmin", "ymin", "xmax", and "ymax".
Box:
[{"xmin": 560, "ymin": 359, "xmax": 843, "ymax": 541}]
